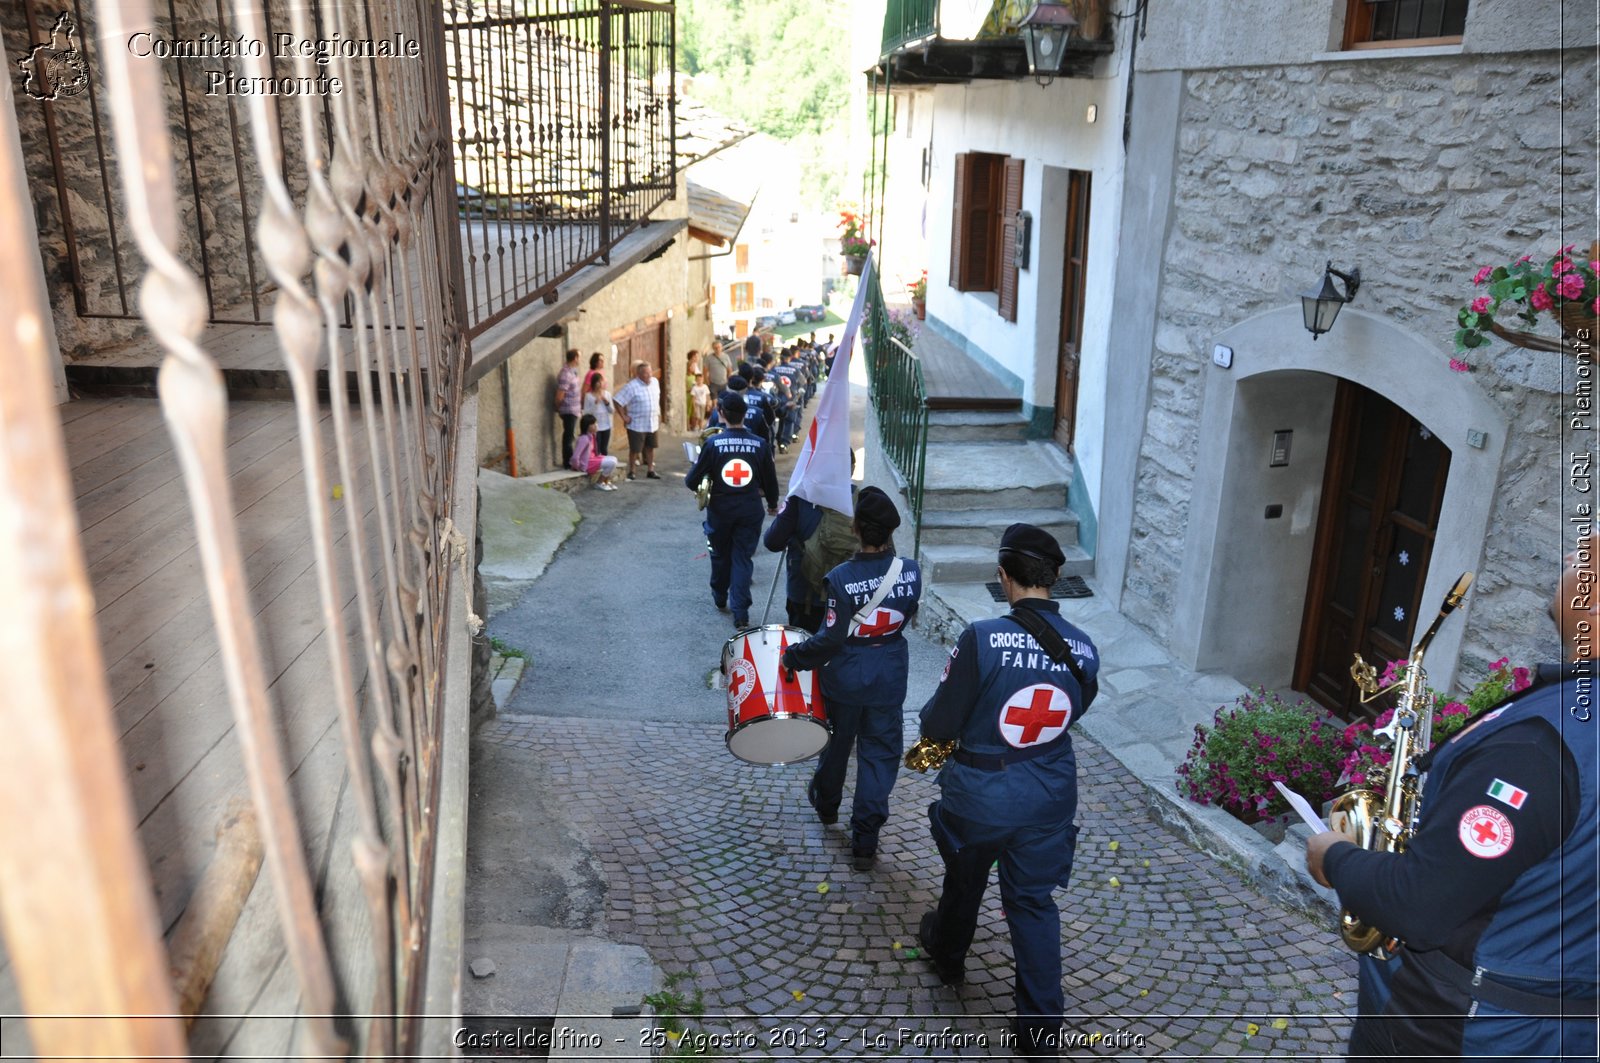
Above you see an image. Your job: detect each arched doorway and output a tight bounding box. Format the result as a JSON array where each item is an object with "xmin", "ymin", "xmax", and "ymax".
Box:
[{"xmin": 1293, "ymin": 380, "xmax": 1452, "ymax": 720}]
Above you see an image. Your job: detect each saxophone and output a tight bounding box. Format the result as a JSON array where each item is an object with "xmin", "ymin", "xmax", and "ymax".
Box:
[
  {"xmin": 904, "ymin": 736, "xmax": 957, "ymax": 772},
  {"xmin": 1330, "ymin": 571, "xmax": 1474, "ymax": 959}
]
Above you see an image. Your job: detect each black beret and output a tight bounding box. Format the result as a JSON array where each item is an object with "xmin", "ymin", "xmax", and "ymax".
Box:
[
  {"xmin": 1000, "ymin": 523, "xmax": 1065, "ymax": 567},
  {"xmin": 719, "ymin": 391, "xmax": 747, "ymax": 420},
  {"xmin": 854, "ymin": 485, "xmax": 901, "ymax": 531},
  {"xmin": 726, "ymin": 376, "xmax": 749, "ymax": 392}
]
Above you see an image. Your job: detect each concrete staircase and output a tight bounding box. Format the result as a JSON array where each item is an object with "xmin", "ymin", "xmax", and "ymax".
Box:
[{"xmin": 916, "ymin": 409, "xmax": 1092, "ymax": 582}]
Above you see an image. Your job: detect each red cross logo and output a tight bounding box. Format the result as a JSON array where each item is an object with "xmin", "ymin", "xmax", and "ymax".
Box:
[
  {"xmin": 1457, "ymin": 805, "xmax": 1514, "ymax": 859},
  {"xmin": 852, "ymin": 607, "xmax": 903, "ymax": 638},
  {"xmin": 999, "ymin": 684, "xmax": 1072, "ymax": 748},
  {"xmin": 721, "ymin": 459, "xmax": 752, "ymax": 487}
]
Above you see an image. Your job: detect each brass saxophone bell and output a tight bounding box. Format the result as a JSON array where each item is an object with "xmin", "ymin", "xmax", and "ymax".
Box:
[
  {"xmin": 1350, "ymin": 654, "xmax": 1379, "ymax": 697},
  {"xmin": 904, "ymin": 737, "xmax": 956, "ymax": 773}
]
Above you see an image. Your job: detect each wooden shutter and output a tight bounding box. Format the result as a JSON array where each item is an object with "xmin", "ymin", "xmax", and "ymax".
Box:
[
  {"xmin": 951, "ymin": 153, "xmax": 1002, "ymax": 292},
  {"xmin": 949, "ymin": 153, "xmax": 970, "ymax": 290},
  {"xmin": 998, "ymin": 157, "xmax": 1024, "ymax": 322}
]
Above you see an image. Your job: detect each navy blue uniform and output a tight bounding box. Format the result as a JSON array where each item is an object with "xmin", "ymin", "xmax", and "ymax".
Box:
[
  {"xmin": 917, "ymin": 598, "xmax": 1100, "ymax": 1055},
  {"xmin": 1325, "ymin": 662, "xmax": 1598, "ymax": 1061},
  {"xmin": 685, "ymin": 426, "xmax": 777, "ymax": 625},
  {"xmin": 783, "ymin": 551, "xmax": 923, "ymax": 855},
  {"xmin": 762, "ymin": 495, "xmax": 825, "ymax": 632}
]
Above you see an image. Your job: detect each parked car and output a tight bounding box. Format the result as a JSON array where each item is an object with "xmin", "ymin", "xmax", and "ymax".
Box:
[
  {"xmin": 794, "ymin": 304, "xmax": 826, "ymax": 322},
  {"xmin": 755, "ymin": 314, "xmax": 781, "ymax": 330},
  {"xmin": 778, "ymin": 308, "xmax": 797, "ymax": 325}
]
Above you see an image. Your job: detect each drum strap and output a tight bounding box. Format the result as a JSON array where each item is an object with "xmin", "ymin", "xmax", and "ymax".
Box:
[{"xmin": 852, "ymin": 557, "xmax": 904, "ymax": 628}]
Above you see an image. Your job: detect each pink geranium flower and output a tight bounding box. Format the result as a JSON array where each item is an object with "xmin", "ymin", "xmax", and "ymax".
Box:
[
  {"xmin": 1470, "ymin": 296, "xmax": 1491, "ymax": 313},
  {"xmin": 1592, "ymin": 295, "xmax": 1600, "ymax": 315},
  {"xmin": 1530, "ymin": 285, "xmax": 1554, "ymax": 312},
  {"xmin": 1473, "ymin": 266, "xmax": 1494, "ymax": 285},
  {"xmin": 1448, "ymin": 358, "xmax": 1472, "ymax": 373},
  {"xmin": 1557, "ymin": 272, "xmax": 1586, "ymax": 300}
]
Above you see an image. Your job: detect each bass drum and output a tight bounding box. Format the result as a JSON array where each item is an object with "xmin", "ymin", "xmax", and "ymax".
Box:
[{"xmin": 721, "ymin": 625, "xmax": 829, "ymax": 765}]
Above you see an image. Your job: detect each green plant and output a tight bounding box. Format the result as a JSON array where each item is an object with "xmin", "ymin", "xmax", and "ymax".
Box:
[
  {"xmin": 489, "ymin": 637, "xmax": 529, "ymax": 661},
  {"xmin": 643, "ymin": 973, "xmax": 708, "ymax": 1058},
  {"xmin": 909, "ymin": 270, "xmax": 927, "ymax": 301},
  {"xmin": 1451, "ymin": 242, "xmax": 1599, "ymax": 370},
  {"xmin": 1177, "ymin": 688, "xmax": 1346, "ymax": 821}
]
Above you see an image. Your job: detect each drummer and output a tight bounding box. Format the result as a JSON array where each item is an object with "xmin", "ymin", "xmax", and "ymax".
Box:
[
  {"xmin": 685, "ymin": 391, "xmax": 778, "ymax": 628},
  {"xmin": 782, "ymin": 487, "xmax": 923, "ymax": 871}
]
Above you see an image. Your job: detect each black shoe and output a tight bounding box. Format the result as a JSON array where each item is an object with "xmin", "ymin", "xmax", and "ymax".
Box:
[
  {"xmin": 714, "ymin": 599, "xmax": 728, "ymax": 612},
  {"xmin": 850, "ymin": 847, "xmax": 876, "ymax": 872},
  {"xmin": 807, "ymin": 781, "xmax": 838, "ymax": 825},
  {"xmin": 627, "ymin": 471, "xmax": 636, "ymax": 480},
  {"xmin": 918, "ymin": 912, "xmax": 965, "ymax": 986},
  {"xmin": 646, "ymin": 470, "xmax": 661, "ymax": 479},
  {"xmin": 733, "ymin": 615, "xmax": 749, "ymax": 628}
]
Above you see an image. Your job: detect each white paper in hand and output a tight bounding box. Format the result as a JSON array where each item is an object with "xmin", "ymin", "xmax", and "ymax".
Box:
[{"xmin": 1273, "ymin": 781, "xmax": 1331, "ymax": 834}]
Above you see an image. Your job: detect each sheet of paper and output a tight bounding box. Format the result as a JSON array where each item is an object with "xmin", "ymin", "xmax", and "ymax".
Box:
[{"xmin": 1273, "ymin": 781, "xmax": 1330, "ymax": 834}]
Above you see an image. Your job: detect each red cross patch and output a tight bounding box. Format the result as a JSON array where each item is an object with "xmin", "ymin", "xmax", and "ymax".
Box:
[
  {"xmin": 1458, "ymin": 805, "xmax": 1514, "ymax": 859},
  {"xmin": 852, "ymin": 607, "xmax": 904, "ymax": 638},
  {"xmin": 998, "ymin": 684, "xmax": 1073, "ymax": 748},
  {"xmin": 720, "ymin": 458, "xmax": 753, "ymax": 487},
  {"xmin": 727, "ymin": 658, "xmax": 757, "ymax": 706}
]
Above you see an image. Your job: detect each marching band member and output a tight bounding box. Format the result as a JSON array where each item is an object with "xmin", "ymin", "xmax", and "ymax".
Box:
[
  {"xmin": 782, "ymin": 487, "xmax": 922, "ymax": 871},
  {"xmin": 913, "ymin": 524, "xmax": 1100, "ymax": 1059},
  {"xmin": 1307, "ymin": 541, "xmax": 1599, "ymax": 1061},
  {"xmin": 685, "ymin": 392, "xmax": 777, "ymax": 628}
]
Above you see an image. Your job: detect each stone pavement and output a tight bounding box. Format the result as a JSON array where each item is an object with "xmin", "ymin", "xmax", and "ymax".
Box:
[{"xmin": 475, "ymin": 711, "xmax": 1355, "ymax": 1058}]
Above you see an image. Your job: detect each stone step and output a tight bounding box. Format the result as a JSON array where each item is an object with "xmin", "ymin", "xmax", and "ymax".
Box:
[
  {"xmin": 919, "ymin": 541, "xmax": 1093, "ymax": 582},
  {"xmin": 921, "ymin": 440, "xmax": 1073, "ymax": 511},
  {"xmin": 926, "ymin": 409, "xmax": 1031, "ymax": 444},
  {"xmin": 918, "ymin": 506, "xmax": 1079, "ymax": 549}
]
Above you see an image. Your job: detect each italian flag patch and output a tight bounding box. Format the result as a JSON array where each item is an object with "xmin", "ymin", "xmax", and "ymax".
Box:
[{"xmin": 1486, "ymin": 779, "xmax": 1528, "ymax": 810}]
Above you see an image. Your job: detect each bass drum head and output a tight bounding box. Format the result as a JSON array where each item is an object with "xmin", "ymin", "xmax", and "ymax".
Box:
[{"xmin": 726, "ymin": 714, "xmax": 829, "ymax": 765}]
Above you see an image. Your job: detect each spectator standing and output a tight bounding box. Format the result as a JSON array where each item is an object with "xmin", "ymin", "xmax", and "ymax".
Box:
[
  {"xmin": 690, "ymin": 374, "xmax": 711, "ymax": 433},
  {"xmin": 685, "ymin": 350, "xmax": 703, "ymax": 430},
  {"xmin": 554, "ymin": 348, "xmax": 582, "ymax": 470},
  {"xmin": 704, "ymin": 341, "xmax": 732, "ymax": 392},
  {"xmin": 612, "ymin": 360, "xmax": 663, "ymax": 480},
  {"xmin": 582, "ymin": 350, "xmax": 605, "ymax": 394},
  {"xmin": 581, "ymin": 371, "xmax": 613, "ymax": 456}
]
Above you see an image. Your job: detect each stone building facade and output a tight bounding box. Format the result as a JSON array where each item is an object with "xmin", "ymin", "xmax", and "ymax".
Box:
[{"xmin": 1098, "ymin": 0, "xmax": 1596, "ymax": 708}]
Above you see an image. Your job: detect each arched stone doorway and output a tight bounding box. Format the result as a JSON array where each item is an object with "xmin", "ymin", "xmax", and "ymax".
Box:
[{"xmin": 1168, "ymin": 307, "xmax": 1508, "ymax": 703}]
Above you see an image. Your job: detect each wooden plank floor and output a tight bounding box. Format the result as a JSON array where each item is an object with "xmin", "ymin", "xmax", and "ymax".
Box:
[
  {"xmin": 911, "ymin": 322, "xmax": 1022, "ymax": 411},
  {"xmin": 0, "ymin": 395, "xmax": 406, "ymax": 1057}
]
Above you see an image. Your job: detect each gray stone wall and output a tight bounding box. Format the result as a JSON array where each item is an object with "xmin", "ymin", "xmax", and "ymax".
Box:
[{"xmin": 1122, "ymin": 50, "xmax": 1597, "ymax": 686}]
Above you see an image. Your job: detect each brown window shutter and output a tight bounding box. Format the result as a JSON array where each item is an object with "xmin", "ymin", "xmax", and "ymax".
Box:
[
  {"xmin": 998, "ymin": 157, "xmax": 1024, "ymax": 322},
  {"xmin": 950, "ymin": 153, "xmax": 970, "ymax": 290},
  {"xmin": 965, "ymin": 157, "xmax": 1000, "ymax": 292}
]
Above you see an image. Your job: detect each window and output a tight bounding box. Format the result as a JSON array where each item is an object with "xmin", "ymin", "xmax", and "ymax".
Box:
[
  {"xmin": 950, "ymin": 152, "xmax": 1024, "ymax": 323},
  {"xmin": 1344, "ymin": 0, "xmax": 1467, "ymax": 48},
  {"xmin": 736, "ymin": 244, "xmax": 750, "ymax": 272},
  {"xmin": 731, "ymin": 283, "xmax": 753, "ymax": 311}
]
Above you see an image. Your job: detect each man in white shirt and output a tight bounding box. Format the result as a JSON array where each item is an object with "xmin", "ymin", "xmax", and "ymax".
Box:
[{"xmin": 612, "ymin": 361, "xmax": 663, "ymax": 480}]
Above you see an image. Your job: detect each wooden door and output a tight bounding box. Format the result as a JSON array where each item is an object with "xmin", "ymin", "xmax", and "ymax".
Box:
[
  {"xmin": 1053, "ymin": 171, "xmax": 1091, "ymax": 448},
  {"xmin": 1295, "ymin": 380, "xmax": 1452, "ymax": 720},
  {"xmin": 616, "ymin": 322, "xmax": 669, "ymax": 425}
]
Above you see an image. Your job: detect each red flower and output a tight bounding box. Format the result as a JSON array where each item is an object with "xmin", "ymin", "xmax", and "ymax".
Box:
[{"xmin": 1473, "ymin": 266, "xmax": 1494, "ymax": 285}]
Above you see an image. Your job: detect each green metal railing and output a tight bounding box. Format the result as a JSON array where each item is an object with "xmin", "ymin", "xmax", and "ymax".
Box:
[
  {"xmin": 880, "ymin": 0, "xmax": 939, "ymax": 57},
  {"xmin": 861, "ymin": 262, "xmax": 930, "ymax": 555}
]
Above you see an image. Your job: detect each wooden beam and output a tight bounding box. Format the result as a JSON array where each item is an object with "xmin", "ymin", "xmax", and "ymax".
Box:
[{"xmin": 0, "ymin": 57, "xmax": 187, "ymax": 1059}]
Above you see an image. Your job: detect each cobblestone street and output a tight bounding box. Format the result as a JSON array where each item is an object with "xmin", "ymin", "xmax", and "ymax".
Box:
[{"xmin": 477, "ymin": 705, "xmax": 1356, "ymax": 1059}]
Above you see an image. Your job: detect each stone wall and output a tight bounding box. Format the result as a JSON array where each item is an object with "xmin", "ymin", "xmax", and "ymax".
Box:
[
  {"xmin": 1121, "ymin": 49, "xmax": 1597, "ymax": 685},
  {"xmin": 4, "ymin": 0, "xmax": 376, "ymax": 359}
]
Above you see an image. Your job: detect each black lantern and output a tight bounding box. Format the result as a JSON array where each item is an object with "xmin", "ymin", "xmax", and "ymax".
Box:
[
  {"xmin": 1301, "ymin": 262, "xmax": 1361, "ymax": 339},
  {"xmin": 1019, "ymin": 0, "xmax": 1078, "ymax": 84}
]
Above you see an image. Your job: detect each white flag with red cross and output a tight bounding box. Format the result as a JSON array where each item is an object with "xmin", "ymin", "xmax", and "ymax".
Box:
[{"xmin": 787, "ymin": 255, "xmax": 874, "ymax": 516}]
